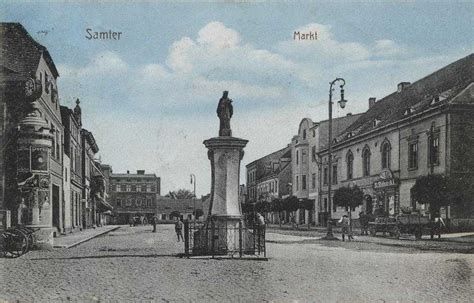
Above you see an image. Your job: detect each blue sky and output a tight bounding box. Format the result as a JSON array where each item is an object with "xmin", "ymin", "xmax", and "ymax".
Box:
[{"xmin": 2, "ymin": 1, "xmax": 473, "ymax": 195}]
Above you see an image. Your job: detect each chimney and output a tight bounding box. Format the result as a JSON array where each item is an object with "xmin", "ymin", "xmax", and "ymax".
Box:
[
  {"xmin": 397, "ymin": 82, "xmax": 411, "ymax": 93},
  {"xmin": 127, "ymin": 170, "xmax": 130, "ymax": 174},
  {"xmin": 369, "ymin": 97, "xmax": 376, "ymax": 108},
  {"xmin": 137, "ymin": 170, "xmax": 145, "ymax": 175}
]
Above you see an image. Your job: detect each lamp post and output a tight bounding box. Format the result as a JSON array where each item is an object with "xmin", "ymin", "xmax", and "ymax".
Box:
[
  {"xmin": 190, "ymin": 174, "xmax": 196, "ymax": 224},
  {"xmin": 325, "ymin": 78, "xmax": 347, "ymax": 240}
]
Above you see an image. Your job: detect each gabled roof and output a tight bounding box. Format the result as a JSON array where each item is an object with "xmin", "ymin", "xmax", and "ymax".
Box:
[
  {"xmin": 337, "ymin": 53, "xmax": 473, "ymax": 142},
  {"xmin": 0, "ymin": 23, "xmax": 59, "ymax": 78},
  {"xmin": 246, "ymin": 145, "xmax": 290, "ymax": 168}
]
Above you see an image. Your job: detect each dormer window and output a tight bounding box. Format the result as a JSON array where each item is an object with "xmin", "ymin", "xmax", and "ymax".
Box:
[
  {"xmin": 404, "ymin": 107, "xmax": 414, "ymax": 116},
  {"xmin": 373, "ymin": 119, "xmax": 381, "ymax": 127}
]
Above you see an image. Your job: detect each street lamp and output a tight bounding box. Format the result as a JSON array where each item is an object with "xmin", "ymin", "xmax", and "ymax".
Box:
[
  {"xmin": 190, "ymin": 174, "xmax": 196, "ymax": 225},
  {"xmin": 325, "ymin": 78, "xmax": 347, "ymax": 240}
]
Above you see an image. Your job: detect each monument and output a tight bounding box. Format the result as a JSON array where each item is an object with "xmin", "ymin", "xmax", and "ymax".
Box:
[{"xmin": 195, "ymin": 91, "xmax": 249, "ymax": 255}]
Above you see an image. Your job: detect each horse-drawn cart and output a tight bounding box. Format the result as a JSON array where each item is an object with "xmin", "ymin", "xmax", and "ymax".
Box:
[
  {"xmin": 369, "ymin": 214, "xmax": 432, "ymax": 239},
  {"xmin": 0, "ymin": 226, "xmax": 39, "ymax": 258}
]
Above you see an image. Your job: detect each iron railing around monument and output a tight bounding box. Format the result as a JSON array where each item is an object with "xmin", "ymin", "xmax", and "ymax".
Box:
[{"xmin": 183, "ymin": 220, "xmax": 265, "ymax": 258}]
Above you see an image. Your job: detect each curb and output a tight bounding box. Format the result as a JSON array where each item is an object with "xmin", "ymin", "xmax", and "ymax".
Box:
[{"xmin": 53, "ymin": 226, "xmax": 121, "ymax": 249}]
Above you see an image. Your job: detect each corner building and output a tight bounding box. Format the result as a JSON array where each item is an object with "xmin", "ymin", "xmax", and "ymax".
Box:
[{"xmin": 319, "ymin": 54, "xmax": 474, "ymax": 222}]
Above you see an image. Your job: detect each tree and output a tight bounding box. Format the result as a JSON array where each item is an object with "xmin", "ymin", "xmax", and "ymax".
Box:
[
  {"xmin": 166, "ymin": 189, "xmax": 195, "ymax": 199},
  {"xmin": 411, "ymin": 174, "xmax": 449, "ymax": 217},
  {"xmin": 333, "ymin": 185, "xmax": 364, "ymax": 232}
]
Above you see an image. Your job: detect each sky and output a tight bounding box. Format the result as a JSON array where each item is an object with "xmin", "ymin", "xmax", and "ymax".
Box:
[{"xmin": 2, "ymin": 1, "xmax": 473, "ymax": 196}]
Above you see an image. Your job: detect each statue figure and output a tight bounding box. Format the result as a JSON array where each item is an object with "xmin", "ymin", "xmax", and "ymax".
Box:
[{"xmin": 217, "ymin": 91, "xmax": 233, "ymax": 136}]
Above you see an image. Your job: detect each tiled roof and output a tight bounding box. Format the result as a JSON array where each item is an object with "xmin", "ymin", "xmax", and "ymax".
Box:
[
  {"xmin": 337, "ymin": 53, "xmax": 474, "ymax": 143},
  {"xmin": 0, "ymin": 23, "xmax": 59, "ymax": 79},
  {"xmin": 246, "ymin": 146, "xmax": 290, "ymax": 168},
  {"xmin": 318, "ymin": 114, "xmax": 363, "ymax": 150}
]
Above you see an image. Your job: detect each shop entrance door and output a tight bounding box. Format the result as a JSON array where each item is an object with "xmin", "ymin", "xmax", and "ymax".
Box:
[{"xmin": 52, "ymin": 185, "xmax": 60, "ymax": 231}]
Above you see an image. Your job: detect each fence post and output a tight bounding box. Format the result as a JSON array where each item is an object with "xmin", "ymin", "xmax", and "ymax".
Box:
[
  {"xmin": 239, "ymin": 220, "xmax": 243, "ymax": 257},
  {"xmin": 184, "ymin": 220, "xmax": 189, "ymax": 257}
]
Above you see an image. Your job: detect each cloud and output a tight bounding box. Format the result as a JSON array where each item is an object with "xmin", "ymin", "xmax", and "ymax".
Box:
[
  {"xmin": 58, "ymin": 51, "xmax": 128, "ymax": 77},
  {"xmin": 373, "ymin": 39, "xmax": 405, "ymax": 57}
]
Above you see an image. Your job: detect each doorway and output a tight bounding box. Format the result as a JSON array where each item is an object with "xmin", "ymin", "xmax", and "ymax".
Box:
[{"xmin": 52, "ymin": 185, "xmax": 60, "ymax": 232}]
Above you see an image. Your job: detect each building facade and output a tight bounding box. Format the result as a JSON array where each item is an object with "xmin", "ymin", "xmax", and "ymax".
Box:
[
  {"xmin": 109, "ymin": 170, "xmax": 161, "ymax": 224},
  {"xmin": 0, "ymin": 23, "xmax": 113, "ymax": 247},
  {"xmin": 291, "ymin": 114, "xmax": 361, "ymax": 225},
  {"xmin": 245, "ymin": 146, "xmax": 292, "ymax": 223},
  {"xmin": 319, "ymin": 54, "xmax": 474, "ymax": 223}
]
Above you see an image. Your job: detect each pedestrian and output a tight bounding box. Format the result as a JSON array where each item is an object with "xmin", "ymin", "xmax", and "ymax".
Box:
[
  {"xmin": 152, "ymin": 215, "xmax": 159, "ymax": 233},
  {"xmin": 129, "ymin": 216, "xmax": 134, "ymax": 227},
  {"xmin": 291, "ymin": 213, "xmax": 298, "ymax": 230},
  {"xmin": 174, "ymin": 217, "xmax": 184, "ymax": 242},
  {"xmin": 359, "ymin": 211, "xmax": 369, "ymax": 236},
  {"xmin": 338, "ymin": 214, "xmax": 353, "ymax": 241}
]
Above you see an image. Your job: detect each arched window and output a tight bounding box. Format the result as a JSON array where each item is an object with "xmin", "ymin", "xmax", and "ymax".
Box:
[
  {"xmin": 362, "ymin": 146, "xmax": 371, "ymax": 177},
  {"xmin": 381, "ymin": 141, "xmax": 391, "ymax": 169},
  {"xmin": 346, "ymin": 150, "xmax": 354, "ymax": 179}
]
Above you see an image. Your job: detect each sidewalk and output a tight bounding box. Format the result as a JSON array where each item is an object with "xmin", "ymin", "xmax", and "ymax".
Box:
[
  {"xmin": 266, "ymin": 223, "xmax": 474, "ymax": 244},
  {"xmin": 53, "ymin": 225, "xmax": 120, "ymax": 248}
]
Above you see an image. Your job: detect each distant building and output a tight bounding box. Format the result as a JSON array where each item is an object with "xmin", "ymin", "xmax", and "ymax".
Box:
[
  {"xmin": 109, "ymin": 170, "xmax": 161, "ymax": 224},
  {"xmin": 245, "ymin": 146, "xmax": 292, "ymax": 223},
  {"xmin": 155, "ymin": 197, "xmax": 204, "ymax": 222}
]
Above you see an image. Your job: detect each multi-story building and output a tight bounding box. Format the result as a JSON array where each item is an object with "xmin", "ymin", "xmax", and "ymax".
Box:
[
  {"xmin": 81, "ymin": 129, "xmax": 99, "ymax": 228},
  {"xmin": 245, "ymin": 146, "xmax": 292, "ymax": 222},
  {"xmin": 60, "ymin": 100, "xmax": 83, "ymax": 232},
  {"xmin": 0, "ymin": 23, "xmax": 64, "ymax": 246},
  {"xmin": 109, "ymin": 170, "xmax": 161, "ymax": 224},
  {"xmin": 292, "ymin": 114, "xmax": 361, "ymax": 225},
  {"xmin": 319, "ymin": 54, "xmax": 474, "ymax": 224}
]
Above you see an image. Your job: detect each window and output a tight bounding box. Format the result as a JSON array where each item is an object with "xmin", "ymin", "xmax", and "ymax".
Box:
[
  {"xmin": 131, "ymin": 185, "xmax": 136, "ymax": 192},
  {"xmin": 121, "ymin": 185, "xmax": 126, "ymax": 192},
  {"xmin": 347, "ymin": 151, "xmax": 354, "ymax": 179},
  {"xmin": 381, "ymin": 141, "xmax": 391, "ymax": 169},
  {"xmin": 332, "ymin": 165, "xmax": 337, "ymax": 184},
  {"xmin": 151, "ymin": 185, "xmax": 156, "ymax": 192},
  {"xmin": 147, "ymin": 198, "xmax": 152, "ymax": 207},
  {"xmin": 409, "ymin": 142, "xmax": 418, "ymax": 169},
  {"xmin": 429, "ymin": 134, "xmax": 440, "ymax": 166},
  {"xmin": 117, "ymin": 199, "xmax": 121, "ymax": 207},
  {"xmin": 126, "ymin": 199, "xmax": 131, "ymax": 207},
  {"xmin": 311, "ymin": 146, "xmax": 316, "ymax": 162},
  {"xmin": 302, "ymin": 175, "xmax": 307, "ymax": 190},
  {"xmin": 126, "ymin": 185, "xmax": 131, "ymax": 192},
  {"xmin": 324, "ymin": 198, "xmax": 328, "ymax": 212},
  {"xmin": 323, "ymin": 167, "xmax": 328, "ymax": 185},
  {"xmin": 302, "ymin": 150, "xmax": 307, "ymax": 164},
  {"xmin": 312, "ymin": 173, "xmax": 316, "ymax": 189},
  {"xmin": 296, "ymin": 150, "xmax": 299, "ymax": 165},
  {"xmin": 296, "ymin": 176, "xmax": 299, "ymax": 190},
  {"xmin": 362, "ymin": 147, "xmax": 371, "ymax": 177},
  {"xmin": 312, "ymin": 130, "xmax": 316, "ymax": 137},
  {"xmin": 303, "ymin": 129, "xmax": 307, "ymax": 140}
]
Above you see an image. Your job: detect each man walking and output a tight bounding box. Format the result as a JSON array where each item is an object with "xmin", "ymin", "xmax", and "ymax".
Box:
[{"xmin": 175, "ymin": 217, "xmax": 184, "ymax": 242}]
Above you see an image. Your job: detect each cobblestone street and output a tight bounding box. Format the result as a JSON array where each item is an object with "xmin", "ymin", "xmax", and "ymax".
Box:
[{"xmin": 1, "ymin": 225, "xmax": 473, "ymax": 302}]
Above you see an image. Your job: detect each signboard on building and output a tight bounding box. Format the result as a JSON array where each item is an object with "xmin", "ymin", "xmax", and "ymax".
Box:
[{"xmin": 373, "ymin": 169, "xmax": 398, "ymax": 190}]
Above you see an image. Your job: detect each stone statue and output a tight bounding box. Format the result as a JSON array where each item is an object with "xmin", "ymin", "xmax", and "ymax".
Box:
[{"xmin": 217, "ymin": 91, "xmax": 233, "ymax": 136}]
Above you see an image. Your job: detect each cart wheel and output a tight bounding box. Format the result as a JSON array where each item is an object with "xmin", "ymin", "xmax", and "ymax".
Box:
[{"xmin": 3, "ymin": 231, "xmax": 28, "ymax": 258}]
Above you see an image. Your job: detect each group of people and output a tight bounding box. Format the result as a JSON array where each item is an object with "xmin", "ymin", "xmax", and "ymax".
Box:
[{"xmin": 337, "ymin": 211, "xmax": 373, "ymax": 241}]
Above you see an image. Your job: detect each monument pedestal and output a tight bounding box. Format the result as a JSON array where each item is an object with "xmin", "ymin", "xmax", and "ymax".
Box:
[{"xmin": 201, "ymin": 136, "xmax": 248, "ymax": 255}]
